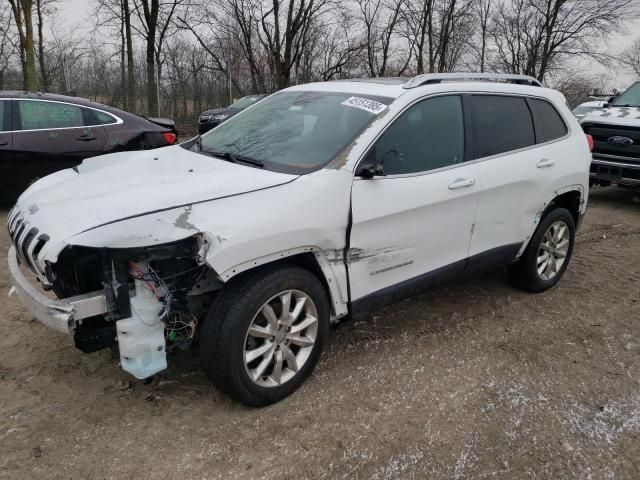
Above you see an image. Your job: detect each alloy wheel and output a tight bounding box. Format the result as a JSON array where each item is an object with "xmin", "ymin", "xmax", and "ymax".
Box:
[
  {"xmin": 243, "ymin": 290, "xmax": 319, "ymax": 387},
  {"xmin": 537, "ymin": 220, "xmax": 570, "ymax": 281}
]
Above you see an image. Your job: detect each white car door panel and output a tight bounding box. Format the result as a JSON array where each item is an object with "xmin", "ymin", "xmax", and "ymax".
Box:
[{"xmin": 349, "ymin": 166, "xmax": 480, "ymax": 302}]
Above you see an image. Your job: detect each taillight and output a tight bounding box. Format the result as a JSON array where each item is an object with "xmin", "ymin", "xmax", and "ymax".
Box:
[
  {"xmin": 162, "ymin": 132, "xmax": 177, "ymax": 145},
  {"xmin": 586, "ymin": 134, "xmax": 594, "ymax": 152}
]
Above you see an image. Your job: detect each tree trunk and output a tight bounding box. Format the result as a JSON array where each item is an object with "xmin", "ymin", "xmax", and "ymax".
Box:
[
  {"xmin": 36, "ymin": 0, "xmax": 48, "ymax": 91},
  {"xmin": 21, "ymin": 0, "xmax": 37, "ymax": 91},
  {"xmin": 119, "ymin": 13, "xmax": 126, "ymax": 109},
  {"xmin": 123, "ymin": 0, "xmax": 135, "ymax": 111},
  {"xmin": 9, "ymin": 0, "xmax": 37, "ymax": 91}
]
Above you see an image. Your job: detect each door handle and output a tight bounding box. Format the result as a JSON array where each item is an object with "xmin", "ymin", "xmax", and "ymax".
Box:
[
  {"xmin": 537, "ymin": 159, "xmax": 555, "ymax": 168},
  {"xmin": 77, "ymin": 134, "xmax": 97, "ymax": 141},
  {"xmin": 0, "ymin": 139, "xmax": 8, "ymax": 146},
  {"xmin": 448, "ymin": 178, "xmax": 476, "ymax": 190}
]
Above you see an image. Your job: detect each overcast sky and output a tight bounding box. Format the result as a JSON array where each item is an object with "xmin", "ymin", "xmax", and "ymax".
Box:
[{"xmin": 53, "ymin": 0, "xmax": 638, "ymax": 89}]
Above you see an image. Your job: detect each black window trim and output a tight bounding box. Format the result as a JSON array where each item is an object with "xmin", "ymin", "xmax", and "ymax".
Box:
[
  {"xmin": 9, "ymin": 98, "xmax": 123, "ymax": 133},
  {"xmin": 526, "ymin": 96, "xmax": 569, "ymax": 144},
  {"xmin": 354, "ymin": 91, "xmax": 573, "ymax": 180},
  {"xmin": 466, "ymin": 93, "xmax": 572, "ymax": 163}
]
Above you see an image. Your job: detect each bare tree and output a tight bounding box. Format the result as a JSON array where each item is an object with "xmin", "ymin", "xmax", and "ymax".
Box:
[
  {"xmin": 8, "ymin": 0, "xmax": 37, "ymax": 90},
  {"xmin": 621, "ymin": 38, "xmax": 640, "ymax": 77},
  {"xmin": 491, "ymin": 0, "xmax": 636, "ymax": 82},
  {"xmin": 133, "ymin": 0, "xmax": 187, "ymax": 115},
  {"xmin": 474, "ymin": 0, "xmax": 492, "ymax": 72},
  {"xmin": 357, "ymin": 0, "xmax": 410, "ymax": 77},
  {"xmin": 0, "ymin": 5, "xmax": 19, "ymax": 89},
  {"xmin": 35, "ymin": 0, "xmax": 58, "ymax": 91}
]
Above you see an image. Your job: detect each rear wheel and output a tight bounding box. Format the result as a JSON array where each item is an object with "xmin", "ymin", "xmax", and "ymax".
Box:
[
  {"xmin": 509, "ymin": 207, "xmax": 575, "ymax": 292},
  {"xmin": 200, "ymin": 265, "xmax": 329, "ymax": 406}
]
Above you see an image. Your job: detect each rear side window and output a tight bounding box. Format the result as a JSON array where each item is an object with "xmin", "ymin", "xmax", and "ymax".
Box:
[
  {"xmin": 82, "ymin": 108, "xmax": 117, "ymax": 126},
  {"xmin": 470, "ymin": 95, "xmax": 535, "ymax": 158},
  {"xmin": 372, "ymin": 95, "xmax": 465, "ymax": 175},
  {"xmin": 529, "ymin": 98, "xmax": 568, "ymax": 142},
  {"xmin": 18, "ymin": 100, "xmax": 84, "ymax": 130}
]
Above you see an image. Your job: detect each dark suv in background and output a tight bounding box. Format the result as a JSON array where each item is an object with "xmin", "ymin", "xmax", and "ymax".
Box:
[
  {"xmin": 0, "ymin": 92, "xmax": 178, "ymax": 202},
  {"xmin": 198, "ymin": 94, "xmax": 267, "ymax": 133}
]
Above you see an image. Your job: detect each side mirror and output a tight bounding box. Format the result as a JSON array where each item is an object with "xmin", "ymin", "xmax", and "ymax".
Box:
[
  {"xmin": 607, "ymin": 96, "xmax": 615, "ymax": 103},
  {"xmin": 356, "ymin": 147, "xmax": 384, "ymax": 178}
]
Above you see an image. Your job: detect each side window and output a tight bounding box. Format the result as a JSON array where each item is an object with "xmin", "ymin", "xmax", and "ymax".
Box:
[
  {"xmin": 18, "ymin": 100, "xmax": 84, "ymax": 130},
  {"xmin": 470, "ymin": 95, "xmax": 535, "ymax": 158},
  {"xmin": 373, "ymin": 95, "xmax": 464, "ymax": 175},
  {"xmin": 528, "ymin": 98, "xmax": 568, "ymax": 142},
  {"xmin": 82, "ymin": 108, "xmax": 117, "ymax": 126}
]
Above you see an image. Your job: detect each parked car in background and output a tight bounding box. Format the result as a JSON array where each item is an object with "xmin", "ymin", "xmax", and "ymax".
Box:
[
  {"xmin": 0, "ymin": 91, "xmax": 178, "ymax": 202},
  {"xmin": 198, "ymin": 94, "xmax": 268, "ymax": 133},
  {"xmin": 8, "ymin": 74, "xmax": 591, "ymax": 406},
  {"xmin": 580, "ymin": 81, "xmax": 640, "ymax": 188},
  {"xmin": 572, "ymin": 100, "xmax": 606, "ymax": 120}
]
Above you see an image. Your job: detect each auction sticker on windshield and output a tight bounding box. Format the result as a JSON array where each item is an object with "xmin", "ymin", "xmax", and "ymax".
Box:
[{"xmin": 341, "ymin": 97, "xmax": 387, "ymax": 115}]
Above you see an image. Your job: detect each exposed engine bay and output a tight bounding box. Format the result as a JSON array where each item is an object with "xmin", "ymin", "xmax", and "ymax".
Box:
[{"xmin": 48, "ymin": 236, "xmax": 220, "ymax": 378}]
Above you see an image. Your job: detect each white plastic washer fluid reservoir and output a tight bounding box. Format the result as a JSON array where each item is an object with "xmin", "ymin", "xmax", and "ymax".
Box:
[{"xmin": 116, "ymin": 279, "xmax": 167, "ymax": 379}]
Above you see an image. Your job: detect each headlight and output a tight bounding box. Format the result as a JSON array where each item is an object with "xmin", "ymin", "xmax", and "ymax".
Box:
[
  {"xmin": 199, "ymin": 114, "xmax": 212, "ymax": 122},
  {"xmin": 212, "ymin": 114, "xmax": 229, "ymax": 121}
]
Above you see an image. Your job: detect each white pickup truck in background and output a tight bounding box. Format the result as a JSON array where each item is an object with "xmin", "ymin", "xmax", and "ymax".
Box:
[{"xmin": 581, "ymin": 81, "xmax": 640, "ymax": 189}]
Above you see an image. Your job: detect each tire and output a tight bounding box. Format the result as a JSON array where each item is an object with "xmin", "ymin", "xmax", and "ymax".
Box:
[
  {"xmin": 200, "ymin": 265, "xmax": 329, "ymax": 406},
  {"xmin": 508, "ymin": 207, "xmax": 575, "ymax": 293}
]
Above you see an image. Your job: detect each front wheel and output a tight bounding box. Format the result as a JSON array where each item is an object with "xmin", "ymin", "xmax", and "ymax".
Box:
[
  {"xmin": 509, "ymin": 207, "xmax": 576, "ymax": 292},
  {"xmin": 200, "ymin": 265, "xmax": 329, "ymax": 406}
]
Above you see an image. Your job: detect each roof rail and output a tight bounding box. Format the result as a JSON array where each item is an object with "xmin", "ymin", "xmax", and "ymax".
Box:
[{"xmin": 404, "ymin": 73, "xmax": 543, "ymax": 89}]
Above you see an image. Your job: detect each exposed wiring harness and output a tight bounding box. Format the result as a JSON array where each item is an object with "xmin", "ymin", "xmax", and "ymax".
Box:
[{"xmin": 129, "ymin": 260, "xmax": 200, "ymax": 348}]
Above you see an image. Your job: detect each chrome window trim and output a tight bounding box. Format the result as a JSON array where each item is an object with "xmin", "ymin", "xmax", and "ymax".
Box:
[
  {"xmin": 352, "ymin": 90, "xmax": 572, "ymax": 181},
  {"xmin": 7, "ymin": 97, "xmax": 123, "ymax": 133}
]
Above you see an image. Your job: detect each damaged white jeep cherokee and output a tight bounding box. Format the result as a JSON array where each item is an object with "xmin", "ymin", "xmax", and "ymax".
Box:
[{"xmin": 8, "ymin": 74, "xmax": 592, "ymax": 406}]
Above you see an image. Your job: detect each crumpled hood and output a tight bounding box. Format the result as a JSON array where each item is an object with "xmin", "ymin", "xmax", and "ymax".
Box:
[
  {"xmin": 14, "ymin": 145, "xmax": 297, "ymax": 244},
  {"xmin": 581, "ymin": 106, "xmax": 640, "ymax": 127}
]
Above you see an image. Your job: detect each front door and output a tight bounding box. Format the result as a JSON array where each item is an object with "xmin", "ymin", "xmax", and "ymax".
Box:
[{"xmin": 349, "ymin": 95, "xmax": 480, "ymax": 310}]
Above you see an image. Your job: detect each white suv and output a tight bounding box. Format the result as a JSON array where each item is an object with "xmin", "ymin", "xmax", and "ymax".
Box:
[{"xmin": 8, "ymin": 74, "xmax": 592, "ymax": 406}]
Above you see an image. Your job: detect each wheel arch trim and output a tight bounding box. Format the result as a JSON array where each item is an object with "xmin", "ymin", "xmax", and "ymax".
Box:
[
  {"xmin": 517, "ymin": 184, "xmax": 585, "ymax": 258},
  {"xmin": 213, "ymin": 247, "xmax": 349, "ymax": 321}
]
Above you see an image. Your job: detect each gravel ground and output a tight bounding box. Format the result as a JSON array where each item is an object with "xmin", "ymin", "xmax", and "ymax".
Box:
[{"xmin": 1, "ymin": 187, "xmax": 640, "ymax": 479}]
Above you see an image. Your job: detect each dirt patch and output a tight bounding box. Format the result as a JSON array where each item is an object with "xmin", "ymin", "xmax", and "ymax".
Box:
[{"xmin": 1, "ymin": 187, "xmax": 640, "ymax": 479}]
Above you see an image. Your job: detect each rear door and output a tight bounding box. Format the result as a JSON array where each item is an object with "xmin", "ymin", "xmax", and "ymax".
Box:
[
  {"xmin": 0, "ymin": 99, "xmax": 15, "ymax": 201},
  {"xmin": 12, "ymin": 99, "xmax": 108, "ymax": 188},
  {"xmin": 467, "ymin": 94, "xmax": 562, "ymax": 270}
]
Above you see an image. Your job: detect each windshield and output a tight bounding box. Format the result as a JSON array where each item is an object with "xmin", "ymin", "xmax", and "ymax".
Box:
[
  {"xmin": 612, "ymin": 82, "xmax": 640, "ymax": 107},
  {"xmin": 198, "ymin": 91, "xmax": 392, "ymax": 173},
  {"xmin": 230, "ymin": 95, "xmax": 264, "ymax": 109}
]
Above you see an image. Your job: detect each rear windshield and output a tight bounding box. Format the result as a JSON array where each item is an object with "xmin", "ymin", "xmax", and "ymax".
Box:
[{"xmin": 197, "ymin": 91, "xmax": 392, "ymax": 173}]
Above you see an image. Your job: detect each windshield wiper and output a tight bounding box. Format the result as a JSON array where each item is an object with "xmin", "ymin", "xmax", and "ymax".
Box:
[{"xmin": 203, "ymin": 149, "xmax": 264, "ymax": 168}]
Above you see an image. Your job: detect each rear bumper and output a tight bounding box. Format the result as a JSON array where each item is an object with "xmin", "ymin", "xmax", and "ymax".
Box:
[
  {"xmin": 7, "ymin": 246, "xmax": 109, "ymax": 334},
  {"xmin": 590, "ymin": 157, "xmax": 640, "ymax": 187}
]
